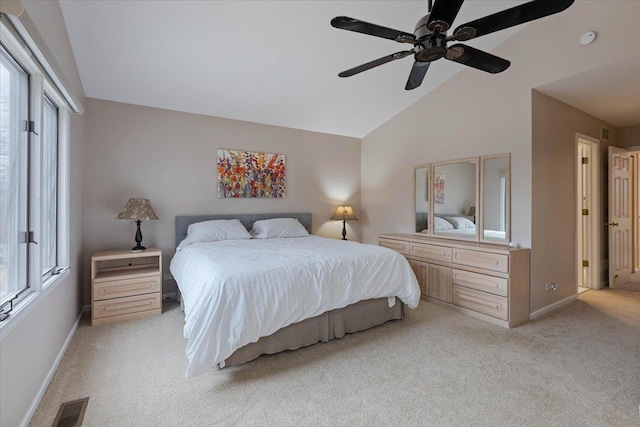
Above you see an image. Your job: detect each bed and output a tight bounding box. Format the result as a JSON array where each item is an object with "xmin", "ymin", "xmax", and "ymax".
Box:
[{"xmin": 170, "ymin": 213, "xmax": 420, "ymax": 378}]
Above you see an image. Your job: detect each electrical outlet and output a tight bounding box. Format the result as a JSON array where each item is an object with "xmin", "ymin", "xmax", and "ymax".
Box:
[
  {"xmin": 163, "ymin": 273, "xmax": 173, "ymax": 281},
  {"xmin": 545, "ymin": 283, "xmax": 558, "ymax": 291},
  {"xmin": 162, "ymin": 293, "xmax": 177, "ymax": 302}
]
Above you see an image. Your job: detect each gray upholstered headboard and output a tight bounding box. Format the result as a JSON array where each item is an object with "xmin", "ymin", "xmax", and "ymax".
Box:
[{"xmin": 175, "ymin": 213, "xmax": 312, "ymax": 247}]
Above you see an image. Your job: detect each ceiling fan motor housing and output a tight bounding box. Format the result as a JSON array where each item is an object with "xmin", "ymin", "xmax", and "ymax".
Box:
[{"xmin": 414, "ymin": 14, "xmax": 448, "ymax": 63}]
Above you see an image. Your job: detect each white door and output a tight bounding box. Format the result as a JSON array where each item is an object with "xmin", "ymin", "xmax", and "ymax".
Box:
[
  {"xmin": 576, "ymin": 135, "xmax": 600, "ymax": 289},
  {"xmin": 608, "ymin": 147, "xmax": 633, "ymax": 287}
]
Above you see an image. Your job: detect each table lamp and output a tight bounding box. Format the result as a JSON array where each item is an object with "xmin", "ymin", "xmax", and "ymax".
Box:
[
  {"xmin": 331, "ymin": 205, "xmax": 358, "ymax": 241},
  {"xmin": 116, "ymin": 198, "xmax": 159, "ymax": 251}
]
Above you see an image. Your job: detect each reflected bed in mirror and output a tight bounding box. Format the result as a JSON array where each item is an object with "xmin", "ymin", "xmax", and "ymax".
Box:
[{"xmin": 432, "ymin": 160, "xmax": 477, "ymax": 241}]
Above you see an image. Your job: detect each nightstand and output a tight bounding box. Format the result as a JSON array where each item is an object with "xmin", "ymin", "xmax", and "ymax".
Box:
[{"xmin": 91, "ymin": 248, "xmax": 162, "ymax": 326}]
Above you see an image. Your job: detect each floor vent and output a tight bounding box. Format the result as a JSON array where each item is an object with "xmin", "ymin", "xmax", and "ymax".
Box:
[
  {"xmin": 52, "ymin": 397, "xmax": 89, "ymax": 427},
  {"xmin": 601, "ymin": 126, "xmax": 610, "ymax": 141}
]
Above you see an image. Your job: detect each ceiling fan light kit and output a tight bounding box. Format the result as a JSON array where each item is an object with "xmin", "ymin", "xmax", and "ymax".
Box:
[{"xmin": 331, "ymin": 0, "xmax": 575, "ymax": 90}]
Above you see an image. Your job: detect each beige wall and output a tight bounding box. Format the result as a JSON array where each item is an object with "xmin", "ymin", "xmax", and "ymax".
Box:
[
  {"xmin": 84, "ymin": 98, "xmax": 361, "ymax": 298},
  {"xmin": 531, "ymin": 91, "xmax": 617, "ymax": 312},
  {"xmin": 360, "ymin": 1, "xmax": 640, "ymax": 315},
  {"xmin": 0, "ymin": 3, "xmax": 86, "ymax": 426},
  {"xmin": 619, "ymin": 125, "xmax": 640, "ymax": 148}
]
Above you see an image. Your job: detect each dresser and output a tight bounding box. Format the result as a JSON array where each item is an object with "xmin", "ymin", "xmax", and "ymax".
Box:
[
  {"xmin": 379, "ymin": 234, "xmax": 530, "ymax": 328},
  {"xmin": 91, "ymin": 248, "xmax": 162, "ymax": 326}
]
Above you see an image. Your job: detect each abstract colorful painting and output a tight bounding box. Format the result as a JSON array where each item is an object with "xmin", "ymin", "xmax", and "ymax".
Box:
[
  {"xmin": 434, "ymin": 173, "xmax": 445, "ymax": 204},
  {"xmin": 217, "ymin": 149, "xmax": 286, "ymax": 198}
]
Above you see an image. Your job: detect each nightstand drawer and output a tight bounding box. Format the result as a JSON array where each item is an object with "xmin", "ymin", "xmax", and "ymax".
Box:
[
  {"xmin": 93, "ymin": 276, "xmax": 161, "ymax": 301},
  {"xmin": 452, "ymin": 285, "xmax": 508, "ymax": 320},
  {"xmin": 379, "ymin": 238, "xmax": 410, "ymax": 255},
  {"xmin": 410, "ymin": 243, "xmax": 452, "ymax": 263},
  {"xmin": 93, "ymin": 293, "xmax": 161, "ymax": 320},
  {"xmin": 452, "ymin": 269, "xmax": 508, "ymax": 297},
  {"xmin": 452, "ymin": 248, "xmax": 508, "ymax": 273}
]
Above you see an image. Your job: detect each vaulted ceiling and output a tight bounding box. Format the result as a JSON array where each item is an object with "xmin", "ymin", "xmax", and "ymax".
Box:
[
  {"xmin": 60, "ymin": 1, "xmax": 639, "ymax": 137},
  {"xmin": 59, "ymin": 1, "xmax": 528, "ymax": 138}
]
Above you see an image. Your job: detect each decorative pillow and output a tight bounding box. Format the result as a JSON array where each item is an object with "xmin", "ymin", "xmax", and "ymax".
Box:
[
  {"xmin": 251, "ymin": 218, "xmax": 309, "ymax": 239},
  {"xmin": 445, "ymin": 216, "xmax": 476, "ymax": 229},
  {"xmin": 177, "ymin": 219, "xmax": 251, "ymax": 249},
  {"xmin": 433, "ymin": 216, "xmax": 454, "ymax": 231}
]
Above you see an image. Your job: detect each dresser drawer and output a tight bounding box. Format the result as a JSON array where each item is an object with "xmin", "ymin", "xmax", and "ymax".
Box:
[
  {"xmin": 452, "ymin": 269, "xmax": 508, "ymax": 297},
  {"xmin": 379, "ymin": 238, "xmax": 410, "ymax": 255},
  {"xmin": 452, "ymin": 248, "xmax": 509, "ymax": 273},
  {"xmin": 452, "ymin": 285, "xmax": 508, "ymax": 320},
  {"xmin": 410, "ymin": 243, "xmax": 452, "ymax": 263},
  {"xmin": 93, "ymin": 276, "xmax": 161, "ymax": 301},
  {"xmin": 93, "ymin": 293, "xmax": 161, "ymax": 320}
]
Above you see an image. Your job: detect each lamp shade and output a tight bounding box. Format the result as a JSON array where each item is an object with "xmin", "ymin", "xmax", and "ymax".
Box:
[
  {"xmin": 466, "ymin": 206, "xmax": 476, "ymax": 217},
  {"xmin": 331, "ymin": 205, "xmax": 358, "ymax": 221},
  {"xmin": 116, "ymin": 198, "xmax": 159, "ymax": 221}
]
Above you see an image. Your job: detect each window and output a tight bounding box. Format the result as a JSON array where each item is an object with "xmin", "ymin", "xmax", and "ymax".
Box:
[
  {"xmin": 0, "ymin": 16, "xmax": 72, "ymax": 323},
  {"xmin": 0, "ymin": 46, "xmax": 29, "ymax": 306},
  {"xmin": 42, "ymin": 96, "xmax": 59, "ymax": 278}
]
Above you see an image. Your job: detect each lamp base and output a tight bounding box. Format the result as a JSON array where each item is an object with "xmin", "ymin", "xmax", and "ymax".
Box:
[
  {"xmin": 132, "ymin": 220, "xmax": 146, "ymax": 251},
  {"xmin": 341, "ymin": 219, "xmax": 348, "ymax": 241}
]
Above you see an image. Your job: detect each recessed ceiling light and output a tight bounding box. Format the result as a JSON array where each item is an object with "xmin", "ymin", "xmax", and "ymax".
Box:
[{"xmin": 580, "ymin": 31, "xmax": 597, "ymax": 45}]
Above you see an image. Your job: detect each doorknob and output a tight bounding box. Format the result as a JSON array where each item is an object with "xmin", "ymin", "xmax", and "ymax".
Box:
[{"xmin": 610, "ymin": 222, "xmax": 619, "ymax": 227}]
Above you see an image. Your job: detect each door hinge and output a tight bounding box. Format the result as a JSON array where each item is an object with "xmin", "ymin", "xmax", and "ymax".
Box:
[
  {"xmin": 582, "ymin": 260, "xmax": 589, "ymax": 267},
  {"xmin": 582, "ymin": 209, "xmax": 589, "ymax": 215},
  {"xmin": 23, "ymin": 120, "xmax": 38, "ymax": 135},
  {"xmin": 19, "ymin": 232, "xmax": 37, "ymax": 243},
  {"xmin": 582, "ymin": 157, "xmax": 589, "ymax": 164}
]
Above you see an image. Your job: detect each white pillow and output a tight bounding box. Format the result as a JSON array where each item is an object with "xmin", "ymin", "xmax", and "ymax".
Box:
[
  {"xmin": 177, "ymin": 219, "xmax": 251, "ymax": 250},
  {"xmin": 433, "ymin": 217, "xmax": 454, "ymax": 231},
  {"xmin": 445, "ymin": 216, "xmax": 476, "ymax": 229},
  {"xmin": 251, "ymin": 218, "xmax": 309, "ymax": 239}
]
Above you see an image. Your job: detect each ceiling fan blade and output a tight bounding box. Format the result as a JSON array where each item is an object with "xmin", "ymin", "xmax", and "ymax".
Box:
[
  {"xmin": 331, "ymin": 16, "xmax": 416, "ymax": 44},
  {"xmin": 445, "ymin": 44, "xmax": 510, "ymax": 74},
  {"xmin": 450, "ymin": 0, "xmax": 574, "ymax": 41},
  {"xmin": 405, "ymin": 61, "xmax": 431, "ymax": 90},
  {"xmin": 339, "ymin": 50, "xmax": 414, "ymax": 78},
  {"xmin": 427, "ymin": 0, "xmax": 465, "ymax": 32}
]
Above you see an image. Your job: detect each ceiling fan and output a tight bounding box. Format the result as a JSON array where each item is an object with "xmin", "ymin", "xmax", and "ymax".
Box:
[{"xmin": 331, "ymin": 0, "xmax": 575, "ymax": 90}]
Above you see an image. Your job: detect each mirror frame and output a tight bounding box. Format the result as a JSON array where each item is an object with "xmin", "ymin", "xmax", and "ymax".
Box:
[{"xmin": 414, "ymin": 153, "xmax": 511, "ymax": 245}]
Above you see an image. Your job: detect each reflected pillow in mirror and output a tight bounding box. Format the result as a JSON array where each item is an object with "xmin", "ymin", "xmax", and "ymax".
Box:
[
  {"xmin": 434, "ymin": 217, "xmax": 455, "ymax": 231},
  {"xmin": 445, "ymin": 216, "xmax": 475, "ymax": 229}
]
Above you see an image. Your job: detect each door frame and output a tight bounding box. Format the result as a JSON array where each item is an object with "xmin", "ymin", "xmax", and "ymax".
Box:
[{"xmin": 575, "ymin": 133, "xmax": 601, "ymax": 290}]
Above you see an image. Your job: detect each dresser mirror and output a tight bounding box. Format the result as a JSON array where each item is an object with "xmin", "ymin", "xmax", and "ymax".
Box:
[
  {"xmin": 414, "ymin": 153, "xmax": 510, "ymax": 245},
  {"xmin": 415, "ymin": 166, "xmax": 430, "ymax": 233}
]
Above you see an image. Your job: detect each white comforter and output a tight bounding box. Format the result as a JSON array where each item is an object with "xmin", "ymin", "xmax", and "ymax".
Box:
[{"xmin": 170, "ymin": 236, "xmax": 420, "ymax": 378}]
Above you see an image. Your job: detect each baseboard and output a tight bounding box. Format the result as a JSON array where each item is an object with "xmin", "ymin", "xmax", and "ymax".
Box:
[
  {"xmin": 20, "ymin": 308, "xmax": 84, "ymax": 427},
  {"xmin": 529, "ymin": 294, "xmax": 577, "ymax": 320}
]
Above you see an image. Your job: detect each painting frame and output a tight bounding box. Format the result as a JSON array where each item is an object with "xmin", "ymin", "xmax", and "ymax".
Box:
[{"xmin": 217, "ymin": 149, "xmax": 286, "ymax": 198}]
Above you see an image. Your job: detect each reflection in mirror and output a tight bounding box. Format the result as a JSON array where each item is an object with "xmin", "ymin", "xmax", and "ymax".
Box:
[
  {"xmin": 482, "ymin": 156, "xmax": 509, "ymax": 243},
  {"xmin": 415, "ymin": 167, "xmax": 429, "ymax": 233},
  {"xmin": 432, "ymin": 160, "xmax": 477, "ymax": 240}
]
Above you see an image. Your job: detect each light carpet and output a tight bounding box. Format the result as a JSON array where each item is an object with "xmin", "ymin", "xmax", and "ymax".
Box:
[{"xmin": 30, "ymin": 289, "xmax": 640, "ymax": 426}]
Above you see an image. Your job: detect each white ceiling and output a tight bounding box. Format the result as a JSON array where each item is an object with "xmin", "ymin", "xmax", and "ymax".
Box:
[
  {"xmin": 536, "ymin": 55, "xmax": 640, "ymax": 128},
  {"xmin": 59, "ymin": 0, "xmax": 529, "ymax": 138}
]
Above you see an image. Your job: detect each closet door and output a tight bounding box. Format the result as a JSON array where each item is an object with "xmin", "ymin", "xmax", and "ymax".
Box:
[{"xmin": 608, "ymin": 147, "xmax": 633, "ymax": 287}]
